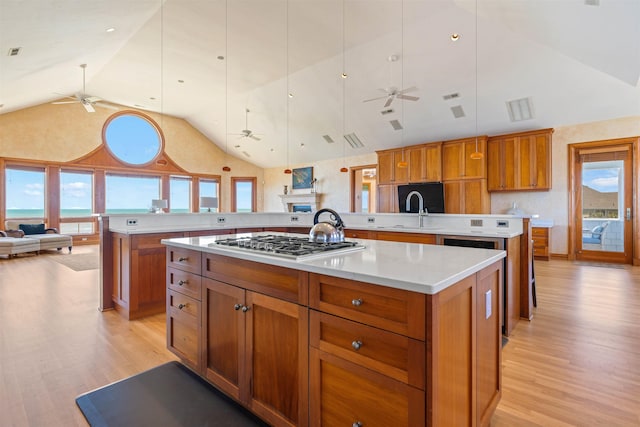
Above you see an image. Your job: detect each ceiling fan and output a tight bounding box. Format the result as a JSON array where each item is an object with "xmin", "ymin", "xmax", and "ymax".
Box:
[
  {"xmin": 230, "ymin": 108, "xmax": 263, "ymax": 141},
  {"xmin": 52, "ymin": 64, "xmax": 118, "ymax": 113},
  {"xmin": 363, "ymin": 55, "xmax": 420, "ymax": 108}
]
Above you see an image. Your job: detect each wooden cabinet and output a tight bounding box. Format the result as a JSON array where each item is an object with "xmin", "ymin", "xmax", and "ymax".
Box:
[
  {"xmin": 376, "ymin": 231, "xmax": 436, "ymax": 244},
  {"xmin": 377, "ymin": 149, "xmax": 409, "ymax": 185},
  {"xmin": 407, "ymin": 142, "xmax": 442, "ymax": 183},
  {"xmin": 166, "ymin": 248, "xmax": 202, "ymax": 371},
  {"xmin": 532, "ymin": 226, "xmax": 551, "ymax": 260},
  {"xmin": 442, "ymin": 136, "xmax": 487, "ymax": 180},
  {"xmin": 444, "ymin": 179, "xmax": 491, "ymax": 214},
  {"xmin": 201, "ymin": 254, "xmax": 308, "ymax": 427},
  {"xmin": 309, "ymin": 273, "xmax": 426, "ymax": 427},
  {"xmin": 487, "ymin": 128, "xmax": 552, "ymax": 191},
  {"xmin": 377, "ymin": 184, "xmax": 398, "ymax": 213},
  {"xmin": 344, "ymin": 228, "xmax": 377, "ymax": 239}
]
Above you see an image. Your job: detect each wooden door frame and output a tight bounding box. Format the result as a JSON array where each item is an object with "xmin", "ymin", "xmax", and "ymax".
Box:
[
  {"xmin": 349, "ymin": 164, "xmax": 377, "ymax": 212},
  {"xmin": 567, "ymin": 137, "xmax": 639, "ymax": 264}
]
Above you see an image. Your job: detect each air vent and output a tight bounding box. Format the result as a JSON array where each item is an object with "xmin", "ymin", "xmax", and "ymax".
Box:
[
  {"xmin": 584, "ymin": 0, "xmax": 599, "ymax": 5},
  {"xmin": 344, "ymin": 133, "xmax": 364, "ymax": 148},
  {"xmin": 443, "ymin": 92, "xmax": 460, "ymax": 100},
  {"xmin": 506, "ymin": 97, "xmax": 534, "ymax": 121},
  {"xmin": 242, "ymin": 151, "xmax": 251, "ymax": 157},
  {"xmin": 470, "ymin": 219, "xmax": 483, "ymax": 227},
  {"xmin": 451, "ymin": 105, "xmax": 465, "ymax": 118},
  {"xmin": 380, "ymin": 108, "xmax": 394, "ymax": 115},
  {"xmin": 390, "ymin": 120, "xmax": 403, "ymax": 130},
  {"xmin": 322, "ymin": 135, "xmax": 335, "ymax": 143},
  {"xmin": 7, "ymin": 47, "xmax": 21, "ymax": 56}
]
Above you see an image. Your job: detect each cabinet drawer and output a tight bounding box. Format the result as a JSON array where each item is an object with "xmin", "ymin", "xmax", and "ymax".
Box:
[
  {"xmin": 532, "ymin": 227, "xmax": 549, "ymax": 237},
  {"xmin": 167, "ymin": 289, "xmax": 200, "ymax": 323},
  {"xmin": 533, "ymin": 246, "xmax": 549, "ymax": 256},
  {"xmin": 167, "ymin": 247, "xmax": 202, "ymax": 274},
  {"xmin": 167, "ymin": 267, "xmax": 202, "ymax": 300},
  {"xmin": 309, "ymin": 348, "xmax": 424, "ymax": 427},
  {"xmin": 310, "ymin": 311, "xmax": 425, "ymax": 389},
  {"xmin": 309, "ymin": 274, "xmax": 425, "ymax": 340}
]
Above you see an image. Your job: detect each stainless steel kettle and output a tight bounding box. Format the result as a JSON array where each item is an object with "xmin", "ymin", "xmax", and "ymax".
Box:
[{"xmin": 309, "ymin": 208, "xmax": 345, "ymax": 243}]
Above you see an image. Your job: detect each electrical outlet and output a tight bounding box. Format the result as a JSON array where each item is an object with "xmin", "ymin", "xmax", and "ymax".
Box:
[
  {"xmin": 217, "ymin": 216, "xmax": 226, "ymax": 223},
  {"xmin": 127, "ymin": 219, "xmax": 138, "ymax": 226},
  {"xmin": 367, "ymin": 217, "xmax": 375, "ymax": 223},
  {"xmin": 470, "ymin": 219, "xmax": 483, "ymax": 227},
  {"xmin": 497, "ymin": 220, "xmax": 509, "ymax": 228},
  {"xmin": 290, "ymin": 216, "xmax": 299, "ymax": 222}
]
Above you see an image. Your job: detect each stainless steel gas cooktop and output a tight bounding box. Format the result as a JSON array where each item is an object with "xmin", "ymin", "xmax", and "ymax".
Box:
[{"xmin": 209, "ymin": 234, "xmax": 364, "ymax": 260}]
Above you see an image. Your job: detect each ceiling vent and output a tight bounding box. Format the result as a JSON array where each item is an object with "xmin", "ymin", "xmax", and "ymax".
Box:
[
  {"xmin": 443, "ymin": 92, "xmax": 460, "ymax": 100},
  {"xmin": 242, "ymin": 151, "xmax": 251, "ymax": 158},
  {"xmin": 322, "ymin": 134, "xmax": 335, "ymax": 144},
  {"xmin": 389, "ymin": 120, "xmax": 403, "ymax": 130},
  {"xmin": 451, "ymin": 105, "xmax": 465, "ymax": 118},
  {"xmin": 344, "ymin": 133, "xmax": 364, "ymax": 148},
  {"xmin": 506, "ymin": 97, "xmax": 535, "ymax": 122},
  {"xmin": 380, "ymin": 108, "xmax": 394, "ymax": 115},
  {"xmin": 7, "ymin": 47, "xmax": 21, "ymax": 56}
]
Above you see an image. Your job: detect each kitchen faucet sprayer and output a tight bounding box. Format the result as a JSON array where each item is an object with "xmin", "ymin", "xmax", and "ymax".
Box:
[{"xmin": 406, "ymin": 191, "xmax": 428, "ymax": 228}]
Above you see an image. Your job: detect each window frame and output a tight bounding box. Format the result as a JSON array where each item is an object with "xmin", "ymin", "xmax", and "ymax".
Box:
[{"xmin": 230, "ymin": 177, "xmax": 257, "ymax": 213}]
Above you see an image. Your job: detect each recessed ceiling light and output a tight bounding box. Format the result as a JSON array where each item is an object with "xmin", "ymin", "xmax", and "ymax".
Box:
[
  {"xmin": 177, "ymin": 79, "xmax": 184, "ymax": 83},
  {"xmin": 149, "ymin": 97, "xmax": 156, "ymax": 100},
  {"xmin": 288, "ymin": 93, "xmax": 294, "ymax": 98},
  {"xmin": 341, "ymin": 73, "xmax": 348, "ymax": 79},
  {"xmin": 106, "ymin": 27, "xmax": 116, "ymax": 33},
  {"xmin": 217, "ymin": 55, "xmax": 225, "ymax": 60},
  {"xmin": 450, "ymin": 33, "xmax": 461, "ymax": 41}
]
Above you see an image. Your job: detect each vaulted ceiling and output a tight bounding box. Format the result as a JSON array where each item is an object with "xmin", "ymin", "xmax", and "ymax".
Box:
[{"xmin": 1, "ymin": 0, "xmax": 639, "ymax": 168}]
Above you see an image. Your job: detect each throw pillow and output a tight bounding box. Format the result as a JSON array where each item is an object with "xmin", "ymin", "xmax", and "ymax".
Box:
[{"xmin": 19, "ymin": 223, "xmax": 46, "ymax": 235}]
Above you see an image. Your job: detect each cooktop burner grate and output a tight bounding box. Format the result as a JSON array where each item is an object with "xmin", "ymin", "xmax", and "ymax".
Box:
[{"xmin": 210, "ymin": 234, "xmax": 363, "ymax": 260}]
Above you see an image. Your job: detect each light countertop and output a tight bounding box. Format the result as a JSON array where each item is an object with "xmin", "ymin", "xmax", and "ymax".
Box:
[{"xmin": 162, "ymin": 232, "xmax": 506, "ymax": 295}]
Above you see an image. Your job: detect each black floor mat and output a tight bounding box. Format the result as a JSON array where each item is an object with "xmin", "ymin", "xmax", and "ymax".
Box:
[{"xmin": 76, "ymin": 361, "xmax": 269, "ymax": 427}]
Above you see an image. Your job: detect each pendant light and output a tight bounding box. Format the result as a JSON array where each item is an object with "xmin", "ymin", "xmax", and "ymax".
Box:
[
  {"xmin": 470, "ymin": 0, "xmax": 484, "ymax": 161},
  {"xmin": 284, "ymin": 0, "xmax": 292, "ymax": 175},
  {"xmin": 396, "ymin": 0, "xmax": 408, "ymax": 169},
  {"xmin": 222, "ymin": 0, "xmax": 232, "ymax": 172},
  {"xmin": 339, "ymin": 0, "xmax": 348, "ymax": 173}
]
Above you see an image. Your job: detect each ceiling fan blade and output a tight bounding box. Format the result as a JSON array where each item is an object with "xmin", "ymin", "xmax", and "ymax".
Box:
[
  {"xmin": 250, "ymin": 135, "xmax": 261, "ymax": 141},
  {"xmin": 82, "ymin": 102, "xmax": 95, "ymax": 113},
  {"xmin": 52, "ymin": 101, "xmax": 80, "ymax": 105},
  {"xmin": 363, "ymin": 95, "xmax": 389, "ymax": 103},
  {"xmin": 383, "ymin": 96, "xmax": 394, "ymax": 108},
  {"xmin": 398, "ymin": 86, "xmax": 418, "ymax": 95},
  {"xmin": 397, "ymin": 94, "xmax": 420, "ymax": 101}
]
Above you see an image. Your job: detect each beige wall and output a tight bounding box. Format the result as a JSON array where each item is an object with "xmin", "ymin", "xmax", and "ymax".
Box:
[
  {"xmin": 491, "ymin": 116, "xmax": 640, "ymax": 256},
  {"xmin": 0, "ymin": 102, "xmax": 264, "ymax": 212}
]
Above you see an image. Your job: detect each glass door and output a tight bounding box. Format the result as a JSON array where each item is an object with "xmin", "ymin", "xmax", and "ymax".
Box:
[{"xmin": 574, "ymin": 144, "xmax": 632, "ymax": 264}]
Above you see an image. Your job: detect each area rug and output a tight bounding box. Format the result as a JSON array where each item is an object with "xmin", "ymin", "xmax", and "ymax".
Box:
[
  {"xmin": 76, "ymin": 361, "xmax": 269, "ymax": 427},
  {"xmin": 52, "ymin": 253, "xmax": 99, "ymax": 271},
  {"xmin": 573, "ymin": 261, "xmax": 625, "ymax": 269}
]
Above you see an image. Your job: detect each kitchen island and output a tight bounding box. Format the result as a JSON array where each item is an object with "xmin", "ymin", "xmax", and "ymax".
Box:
[{"xmin": 162, "ymin": 232, "xmax": 505, "ymax": 427}]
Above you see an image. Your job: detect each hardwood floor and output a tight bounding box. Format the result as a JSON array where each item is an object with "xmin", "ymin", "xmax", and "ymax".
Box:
[{"xmin": 1, "ymin": 246, "xmax": 638, "ymax": 426}]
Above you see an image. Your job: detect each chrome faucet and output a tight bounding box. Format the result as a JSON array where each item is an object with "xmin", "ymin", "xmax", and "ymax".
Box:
[{"xmin": 406, "ymin": 191, "xmax": 428, "ymax": 227}]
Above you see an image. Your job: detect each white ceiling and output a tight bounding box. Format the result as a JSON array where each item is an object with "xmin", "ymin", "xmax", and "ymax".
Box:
[{"xmin": 1, "ymin": 0, "xmax": 639, "ymax": 169}]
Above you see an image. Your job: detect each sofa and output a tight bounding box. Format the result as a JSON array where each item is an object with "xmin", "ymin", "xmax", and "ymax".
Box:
[
  {"xmin": 4, "ymin": 220, "xmax": 73, "ymax": 254},
  {"xmin": 0, "ymin": 230, "xmax": 41, "ymax": 258}
]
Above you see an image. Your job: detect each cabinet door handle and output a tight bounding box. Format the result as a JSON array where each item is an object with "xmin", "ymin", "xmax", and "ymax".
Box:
[
  {"xmin": 242, "ymin": 305, "xmax": 250, "ymax": 313},
  {"xmin": 178, "ymin": 303, "xmax": 188, "ymax": 310},
  {"xmin": 351, "ymin": 298, "xmax": 363, "ymax": 307},
  {"xmin": 178, "ymin": 257, "xmax": 188, "ymax": 262},
  {"xmin": 353, "ymin": 422, "xmax": 363, "ymax": 427},
  {"xmin": 234, "ymin": 303, "xmax": 243, "ymax": 311},
  {"xmin": 178, "ymin": 280, "xmax": 188, "ymax": 286},
  {"xmin": 351, "ymin": 340, "xmax": 363, "ymax": 351}
]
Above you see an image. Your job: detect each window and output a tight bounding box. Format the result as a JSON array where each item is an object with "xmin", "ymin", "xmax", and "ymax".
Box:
[
  {"xmin": 170, "ymin": 176, "xmax": 191, "ymax": 213},
  {"xmin": 5, "ymin": 167, "xmax": 46, "ymax": 218},
  {"xmin": 199, "ymin": 179, "xmax": 220, "ymax": 212},
  {"xmin": 231, "ymin": 177, "xmax": 256, "ymax": 212},
  {"xmin": 104, "ymin": 113, "xmax": 162, "ymax": 165},
  {"xmin": 60, "ymin": 170, "xmax": 95, "ymax": 234},
  {"xmin": 105, "ymin": 174, "xmax": 161, "ymax": 213}
]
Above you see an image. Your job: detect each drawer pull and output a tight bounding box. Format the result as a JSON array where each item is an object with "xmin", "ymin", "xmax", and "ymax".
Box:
[
  {"xmin": 351, "ymin": 298, "xmax": 363, "ymax": 307},
  {"xmin": 178, "ymin": 303, "xmax": 188, "ymax": 310},
  {"xmin": 234, "ymin": 303, "xmax": 243, "ymax": 311},
  {"xmin": 178, "ymin": 257, "xmax": 188, "ymax": 262},
  {"xmin": 242, "ymin": 305, "xmax": 251, "ymax": 313},
  {"xmin": 353, "ymin": 422, "xmax": 363, "ymax": 427},
  {"xmin": 351, "ymin": 340, "xmax": 363, "ymax": 351},
  {"xmin": 178, "ymin": 280, "xmax": 188, "ymax": 286}
]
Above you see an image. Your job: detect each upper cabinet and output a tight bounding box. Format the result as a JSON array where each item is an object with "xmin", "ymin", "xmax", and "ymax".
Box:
[
  {"xmin": 377, "ymin": 149, "xmax": 409, "ymax": 185},
  {"xmin": 442, "ymin": 136, "xmax": 487, "ymax": 180},
  {"xmin": 408, "ymin": 142, "xmax": 442, "ymax": 183},
  {"xmin": 487, "ymin": 128, "xmax": 553, "ymax": 192}
]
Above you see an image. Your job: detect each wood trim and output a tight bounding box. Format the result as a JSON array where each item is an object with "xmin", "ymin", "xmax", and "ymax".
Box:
[{"xmin": 230, "ymin": 176, "xmax": 257, "ymax": 212}]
